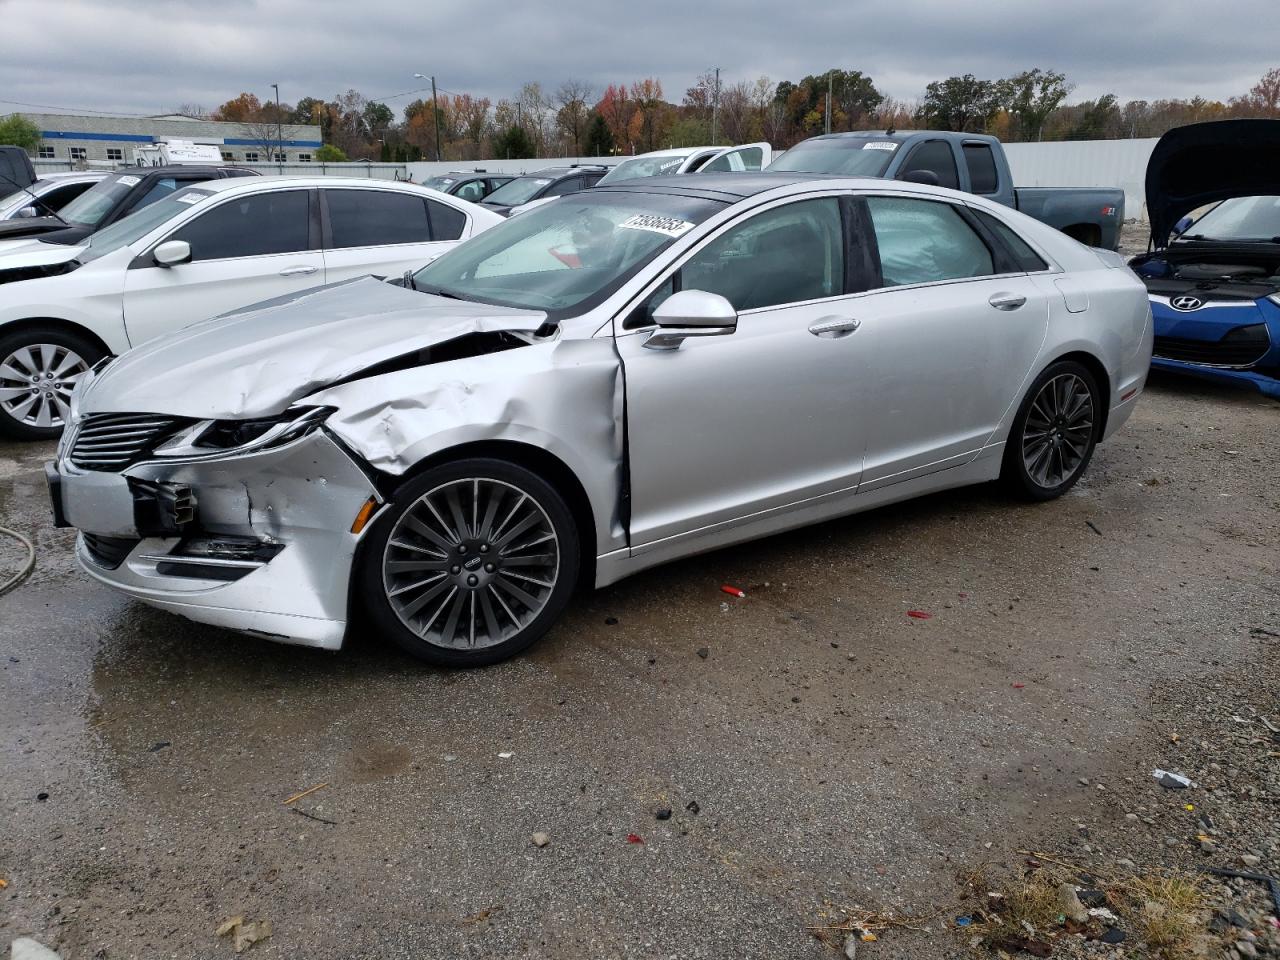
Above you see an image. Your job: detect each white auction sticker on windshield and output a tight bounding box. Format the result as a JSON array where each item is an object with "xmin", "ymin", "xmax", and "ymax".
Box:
[
  {"xmin": 532, "ymin": 179, "xmax": 552, "ymax": 186},
  {"xmin": 619, "ymin": 214, "xmax": 695, "ymax": 237},
  {"xmin": 174, "ymin": 193, "xmax": 203, "ymax": 204},
  {"xmin": 117, "ymin": 175, "xmax": 141, "ymax": 186},
  {"xmin": 862, "ymin": 141, "xmax": 898, "ymax": 151}
]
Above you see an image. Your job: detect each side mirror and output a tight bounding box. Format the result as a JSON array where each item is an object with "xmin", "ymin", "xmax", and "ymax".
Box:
[
  {"xmin": 153, "ymin": 240, "xmax": 192, "ymax": 267},
  {"xmin": 15, "ymin": 205, "xmax": 37, "ymax": 219},
  {"xmin": 900, "ymin": 169, "xmax": 941, "ymax": 187},
  {"xmin": 644, "ymin": 290, "xmax": 738, "ymax": 350}
]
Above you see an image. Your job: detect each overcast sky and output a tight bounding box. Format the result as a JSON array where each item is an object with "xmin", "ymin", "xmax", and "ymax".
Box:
[{"xmin": 2, "ymin": 0, "xmax": 1275, "ymax": 119}]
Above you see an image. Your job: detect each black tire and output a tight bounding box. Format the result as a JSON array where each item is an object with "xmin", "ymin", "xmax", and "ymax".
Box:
[
  {"xmin": 359, "ymin": 458, "xmax": 580, "ymax": 667},
  {"xmin": 1001, "ymin": 359, "xmax": 1101, "ymax": 501},
  {"xmin": 0, "ymin": 325, "xmax": 105, "ymax": 441}
]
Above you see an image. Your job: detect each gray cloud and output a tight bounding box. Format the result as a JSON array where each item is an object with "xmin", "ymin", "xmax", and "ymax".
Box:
[{"xmin": 2, "ymin": 0, "xmax": 1275, "ymax": 119}]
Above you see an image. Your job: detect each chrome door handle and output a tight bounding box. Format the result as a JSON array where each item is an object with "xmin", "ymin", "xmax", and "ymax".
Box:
[
  {"xmin": 988, "ymin": 292, "xmax": 1027, "ymax": 311},
  {"xmin": 279, "ymin": 265, "xmax": 319, "ymax": 277},
  {"xmin": 807, "ymin": 316, "xmax": 860, "ymax": 337}
]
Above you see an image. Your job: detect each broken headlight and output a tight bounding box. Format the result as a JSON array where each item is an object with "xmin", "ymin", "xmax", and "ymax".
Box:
[{"xmin": 152, "ymin": 407, "xmax": 335, "ymax": 459}]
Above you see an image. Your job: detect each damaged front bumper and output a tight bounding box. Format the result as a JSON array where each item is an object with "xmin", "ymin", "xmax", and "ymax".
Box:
[{"xmin": 48, "ymin": 428, "xmax": 379, "ymax": 649}]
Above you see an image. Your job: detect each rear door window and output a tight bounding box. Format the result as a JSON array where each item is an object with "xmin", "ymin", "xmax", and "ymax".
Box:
[
  {"xmin": 971, "ymin": 208, "xmax": 1048, "ymax": 271},
  {"xmin": 963, "ymin": 143, "xmax": 1000, "ymax": 194},
  {"xmin": 544, "ymin": 177, "xmax": 584, "ymax": 198},
  {"xmin": 327, "ymin": 189, "xmax": 431, "ymax": 248},
  {"xmin": 172, "ymin": 190, "xmax": 311, "ymax": 261},
  {"xmin": 898, "ymin": 140, "xmax": 960, "ymax": 190},
  {"xmin": 426, "ymin": 199, "xmax": 466, "ymax": 241},
  {"xmin": 866, "ymin": 196, "xmax": 994, "ymax": 287}
]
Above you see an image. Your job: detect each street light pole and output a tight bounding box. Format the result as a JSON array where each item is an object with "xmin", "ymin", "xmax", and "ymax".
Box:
[
  {"xmin": 413, "ymin": 73, "xmax": 443, "ymax": 162},
  {"xmin": 271, "ymin": 83, "xmax": 282, "ymax": 163}
]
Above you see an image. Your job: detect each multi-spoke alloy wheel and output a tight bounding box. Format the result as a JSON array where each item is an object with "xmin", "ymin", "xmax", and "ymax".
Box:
[
  {"xmin": 1021, "ymin": 373, "xmax": 1094, "ymax": 488},
  {"xmin": 1003, "ymin": 360, "xmax": 1100, "ymax": 501},
  {"xmin": 0, "ymin": 329, "xmax": 103, "ymax": 440},
  {"xmin": 364, "ymin": 460, "xmax": 579, "ymax": 667}
]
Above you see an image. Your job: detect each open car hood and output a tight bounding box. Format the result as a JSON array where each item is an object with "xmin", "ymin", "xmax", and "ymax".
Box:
[
  {"xmin": 1147, "ymin": 119, "xmax": 1280, "ymax": 248},
  {"xmin": 83, "ymin": 277, "xmax": 548, "ymax": 420}
]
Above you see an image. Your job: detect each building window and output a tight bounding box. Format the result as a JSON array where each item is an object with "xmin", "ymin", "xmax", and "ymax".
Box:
[
  {"xmin": 244, "ymin": 151, "xmax": 260, "ymax": 163},
  {"xmin": 273, "ymin": 152, "xmax": 286, "ymax": 162},
  {"xmin": 106, "ymin": 148, "xmax": 124, "ymax": 161},
  {"xmin": 220, "ymin": 151, "xmax": 235, "ymax": 162},
  {"xmin": 68, "ymin": 147, "xmax": 87, "ymax": 160},
  {"xmin": 38, "ymin": 147, "xmax": 55, "ymax": 159},
  {"xmin": 297, "ymin": 153, "xmax": 311, "ymax": 162}
]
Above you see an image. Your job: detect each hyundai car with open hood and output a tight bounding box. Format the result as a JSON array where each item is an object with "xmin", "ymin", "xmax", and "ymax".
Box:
[
  {"xmin": 1130, "ymin": 119, "xmax": 1280, "ymax": 400},
  {"xmin": 50, "ymin": 174, "xmax": 1152, "ymax": 667},
  {"xmin": 0, "ymin": 176, "xmax": 501, "ymax": 439}
]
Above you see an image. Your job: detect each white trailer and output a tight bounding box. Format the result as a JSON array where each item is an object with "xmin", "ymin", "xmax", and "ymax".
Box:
[{"xmin": 132, "ymin": 139, "xmax": 225, "ymax": 167}]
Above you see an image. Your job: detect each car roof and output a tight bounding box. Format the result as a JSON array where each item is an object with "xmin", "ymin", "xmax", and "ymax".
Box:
[
  {"xmin": 37, "ymin": 171, "xmax": 107, "ymax": 182},
  {"xmin": 192, "ymin": 176, "xmax": 451, "ymax": 194},
  {"xmin": 592, "ymin": 171, "xmax": 843, "ymax": 201},
  {"xmin": 518, "ymin": 166, "xmax": 607, "ymax": 179},
  {"xmin": 620, "ymin": 146, "xmax": 718, "ymax": 159}
]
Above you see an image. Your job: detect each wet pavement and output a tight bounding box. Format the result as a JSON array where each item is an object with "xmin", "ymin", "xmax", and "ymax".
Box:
[{"xmin": 1, "ymin": 373, "xmax": 1276, "ymax": 959}]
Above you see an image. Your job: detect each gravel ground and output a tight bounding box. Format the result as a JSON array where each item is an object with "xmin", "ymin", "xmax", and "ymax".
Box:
[{"xmin": 1, "ymin": 266, "xmax": 1276, "ymax": 958}]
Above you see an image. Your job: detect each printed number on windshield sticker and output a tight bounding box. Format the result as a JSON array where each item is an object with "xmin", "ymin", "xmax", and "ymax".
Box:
[
  {"xmin": 619, "ymin": 214, "xmax": 695, "ymax": 238},
  {"xmin": 861, "ymin": 142, "xmax": 898, "ymax": 151}
]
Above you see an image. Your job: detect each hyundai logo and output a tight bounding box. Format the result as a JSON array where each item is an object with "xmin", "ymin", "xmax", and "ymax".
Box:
[{"xmin": 1170, "ymin": 296, "xmax": 1203, "ymax": 312}]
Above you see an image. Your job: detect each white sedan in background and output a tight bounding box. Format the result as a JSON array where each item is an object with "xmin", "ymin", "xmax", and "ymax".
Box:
[
  {"xmin": 0, "ymin": 171, "xmax": 106, "ymax": 221},
  {"xmin": 0, "ymin": 177, "xmax": 501, "ymax": 438}
]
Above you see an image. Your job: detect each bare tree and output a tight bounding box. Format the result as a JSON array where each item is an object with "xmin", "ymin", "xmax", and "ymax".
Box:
[
  {"xmin": 173, "ymin": 103, "xmax": 210, "ymax": 120},
  {"xmin": 719, "ymin": 81, "xmax": 753, "ymax": 143},
  {"xmin": 554, "ymin": 79, "xmax": 594, "ymax": 156}
]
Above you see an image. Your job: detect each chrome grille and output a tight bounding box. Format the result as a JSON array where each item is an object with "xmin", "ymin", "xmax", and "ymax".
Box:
[{"xmin": 68, "ymin": 413, "xmax": 191, "ymax": 472}]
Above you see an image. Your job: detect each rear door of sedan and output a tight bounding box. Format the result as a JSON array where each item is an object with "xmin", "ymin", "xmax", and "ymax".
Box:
[
  {"xmin": 320, "ymin": 187, "xmax": 471, "ymax": 282},
  {"xmin": 850, "ymin": 193, "xmax": 1052, "ymax": 490}
]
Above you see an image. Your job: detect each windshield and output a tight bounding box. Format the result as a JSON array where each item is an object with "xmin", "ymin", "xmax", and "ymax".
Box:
[
  {"xmin": 597, "ymin": 154, "xmax": 692, "ymax": 185},
  {"xmin": 57, "ymin": 172, "xmax": 149, "ymax": 228},
  {"xmin": 412, "ymin": 191, "xmax": 723, "ymax": 316},
  {"xmin": 78, "ymin": 188, "xmax": 213, "ymax": 263},
  {"xmin": 1178, "ymin": 195, "xmax": 1280, "ymax": 243},
  {"xmin": 423, "ymin": 176, "xmax": 458, "ymax": 191},
  {"xmin": 483, "ymin": 176, "xmax": 556, "ymax": 207},
  {"xmin": 768, "ymin": 140, "xmax": 897, "ymax": 177}
]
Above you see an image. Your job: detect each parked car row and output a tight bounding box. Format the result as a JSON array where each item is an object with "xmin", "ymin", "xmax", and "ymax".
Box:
[
  {"xmin": 8, "ymin": 119, "xmax": 1276, "ymax": 669},
  {"xmin": 0, "ymin": 177, "xmax": 500, "ymax": 436}
]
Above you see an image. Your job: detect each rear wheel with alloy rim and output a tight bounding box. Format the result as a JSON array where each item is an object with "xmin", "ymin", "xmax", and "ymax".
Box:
[
  {"xmin": 1002, "ymin": 360, "xmax": 1100, "ymax": 501},
  {"xmin": 0, "ymin": 327, "xmax": 103, "ymax": 440},
  {"xmin": 361, "ymin": 459, "xmax": 580, "ymax": 667}
]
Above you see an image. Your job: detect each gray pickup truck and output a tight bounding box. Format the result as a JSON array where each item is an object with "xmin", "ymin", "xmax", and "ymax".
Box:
[{"xmin": 769, "ymin": 131, "xmax": 1125, "ymax": 250}]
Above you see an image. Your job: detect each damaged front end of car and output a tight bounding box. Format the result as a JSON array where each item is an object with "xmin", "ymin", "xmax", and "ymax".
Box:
[{"xmin": 49, "ymin": 276, "xmax": 624, "ymax": 648}]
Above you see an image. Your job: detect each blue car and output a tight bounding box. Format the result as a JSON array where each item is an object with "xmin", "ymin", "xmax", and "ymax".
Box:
[{"xmin": 1131, "ymin": 120, "xmax": 1280, "ymax": 400}]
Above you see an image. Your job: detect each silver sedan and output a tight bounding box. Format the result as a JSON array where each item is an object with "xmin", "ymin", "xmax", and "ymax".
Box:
[{"xmin": 49, "ymin": 174, "xmax": 1153, "ymax": 666}]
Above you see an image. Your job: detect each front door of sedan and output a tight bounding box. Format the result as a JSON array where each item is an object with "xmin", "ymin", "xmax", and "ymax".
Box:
[
  {"xmin": 122, "ymin": 189, "xmax": 324, "ymax": 347},
  {"xmin": 320, "ymin": 188, "xmax": 467, "ymax": 281},
  {"xmin": 851, "ymin": 195, "xmax": 1051, "ymax": 489},
  {"xmin": 616, "ymin": 196, "xmax": 867, "ymax": 549}
]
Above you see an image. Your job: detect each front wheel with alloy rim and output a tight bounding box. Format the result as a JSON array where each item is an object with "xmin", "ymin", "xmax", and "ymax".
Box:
[
  {"xmin": 1002, "ymin": 360, "xmax": 1101, "ymax": 501},
  {"xmin": 0, "ymin": 327, "xmax": 103, "ymax": 440},
  {"xmin": 360, "ymin": 459, "xmax": 580, "ymax": 667}
]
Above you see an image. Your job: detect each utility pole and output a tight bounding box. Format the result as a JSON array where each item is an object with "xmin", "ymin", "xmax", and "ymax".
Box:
[
  {"xmin": 825, "ymin": 71, "xmax": 832, "ymax": 135},
  {"xmin": 271, "ymin": 83, "xmax": 282, "ymax": 163},
  {"xmin": 413, "ymin": 73, "xmax": 444, "ymax": 161},
  {"xmin": 711, "ymin": 67, "xmax": 720, "ymax": 145}
]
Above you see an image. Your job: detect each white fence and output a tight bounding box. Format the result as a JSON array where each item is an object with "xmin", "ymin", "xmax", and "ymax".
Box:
[{"xmin": 35, "ymin": 142, "xmax": 1160, "ymax": 219}]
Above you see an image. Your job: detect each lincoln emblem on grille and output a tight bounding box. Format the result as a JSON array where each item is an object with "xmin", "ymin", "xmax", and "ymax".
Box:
[{"xmin": 1171, "ymin": 295, "xmax": 1203, "ymax": 311}]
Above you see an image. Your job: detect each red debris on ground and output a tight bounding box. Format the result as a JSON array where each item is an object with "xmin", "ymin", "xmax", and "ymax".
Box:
[
  {"xmin": 720, "ymin": 585, "xmax": 746, "ymax": 598},
  {"xmin": 626, "ymin": 833, "xmax": 644, "ymax": 844},
  {"xmin": 906, "ymin": 610, "xmax": 933, "ymax": 620}
]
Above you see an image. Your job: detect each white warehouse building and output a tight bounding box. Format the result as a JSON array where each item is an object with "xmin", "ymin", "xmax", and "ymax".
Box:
[{"xmin": 7, "ymin": 112, "xmax": 324, "ymax": 165}]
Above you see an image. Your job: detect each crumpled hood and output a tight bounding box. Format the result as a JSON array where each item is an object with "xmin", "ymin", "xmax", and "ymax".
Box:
[
  {"xmin": 83, "ymin": 276, "xmax": 548, "ymax": 419},
  {"xmin": 1146, "ymin": 119, "xmax": 1280, "ymax": 248}
]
